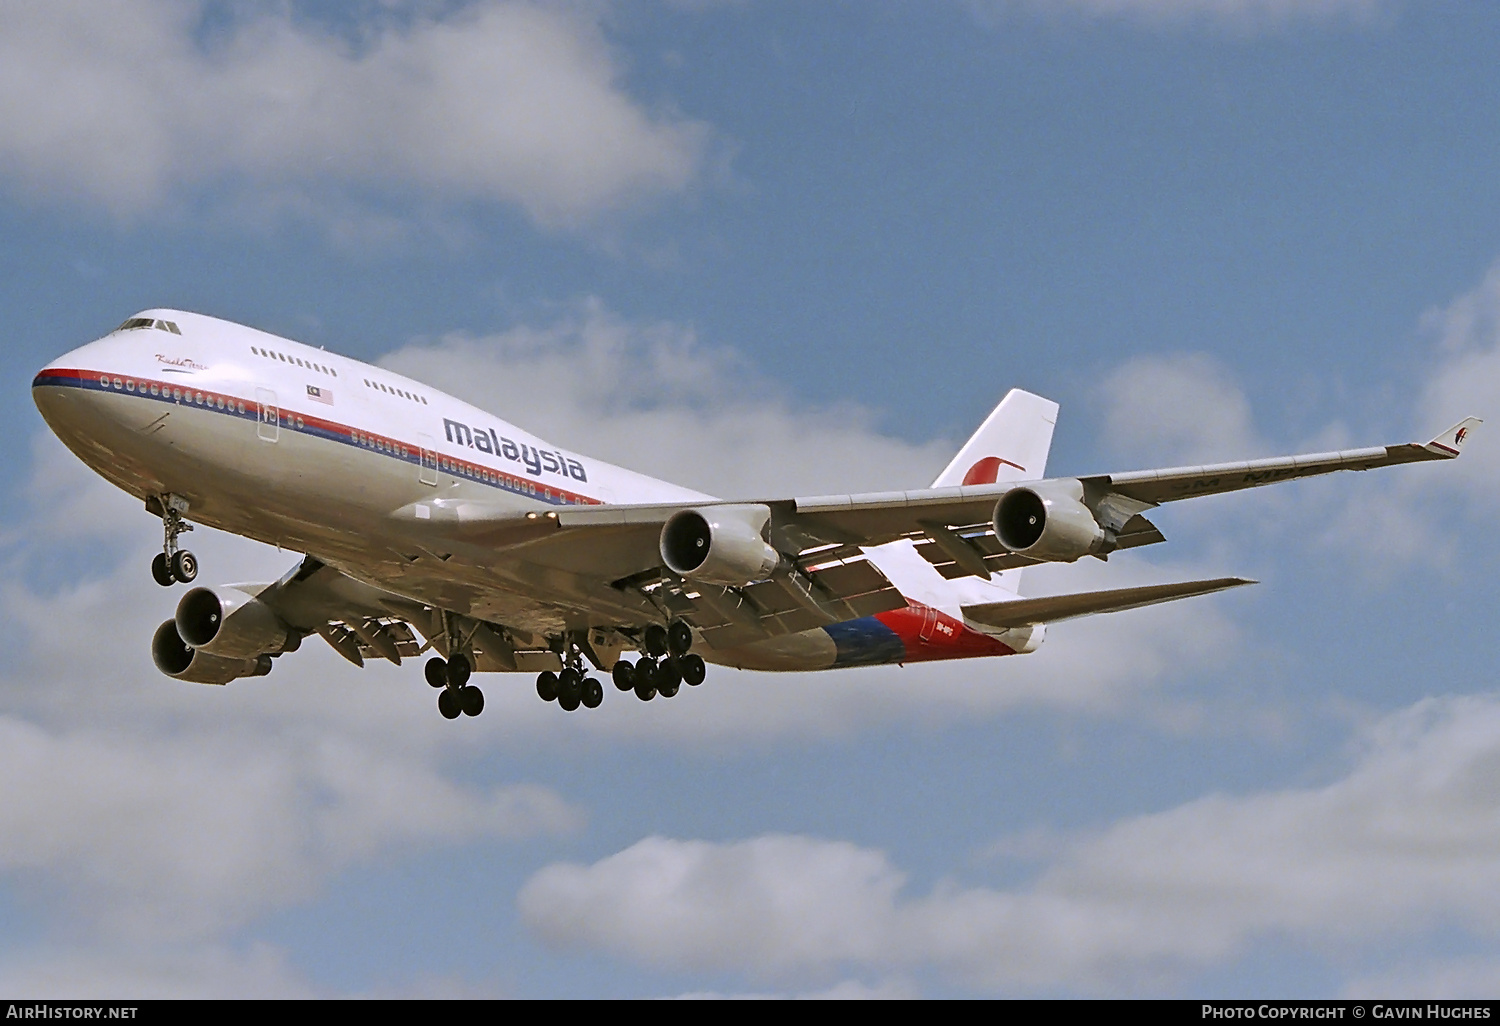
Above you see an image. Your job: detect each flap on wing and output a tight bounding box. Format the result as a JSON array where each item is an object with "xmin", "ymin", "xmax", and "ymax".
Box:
[
  {"xmin": 913, "ymin": 513, "xmax": 1165, "ymax": 580},
  {"xmin": 320, "ymin": 618, "xmax": 426, "ymax": 666},
  {"xmin": 962, "ymin": 576, "xmax": 1254, "ymax": 629},
  {"xmin": 615, "ymin": 551, "xmax": 907, "ymax": 648}
]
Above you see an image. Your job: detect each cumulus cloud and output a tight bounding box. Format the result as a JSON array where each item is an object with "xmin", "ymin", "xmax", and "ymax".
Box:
[
  {"xmin": 0, "ymin": 432, "xmax": 582, "ymax": 956},
  {"xmin": 1267, "ymin": 260, "xmax": 1500, "ymax": 570},
  {"xmin": 1345, "ymin": 957, "xmax": 1500, "ymax": 1001},
  {"xmin": 672, "ymin": 979, "xmax": 919, "ymax": 999},
  {"xmin": 1419, "ymin": 260, "xmax": 1500, "ymax": 505},
  {"xmin": 1098, "ymin": 353, "xmax": 1267, "ymax": 468},
  {"xmin": 520, "ymin": 694, "xmax": 1500, "ymax": 993},
  {"xmin": 381, "ymin": 298, "xmax": 951, "ymax": 499},
  {"xmin": 1090, "ymin": 332, "xmax": 1488, "ymax": 578},
  {"xmin": 0, "ymin": 1, "xmax": 709, "ymax": 226},
  {"xmin": 0, "ymin": 942, "xmax": 316, "ymax": 1000},
  {"xmin": 0, "ymin": 708, "xmax": 579, "ymax": 942}
]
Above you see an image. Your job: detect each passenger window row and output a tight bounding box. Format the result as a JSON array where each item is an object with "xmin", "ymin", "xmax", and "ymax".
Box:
[
  {"xmin": 363, "ymin": 378, "xmax": 428, "ymax": 405},
  {"xmin": 251, "ymin": 346, "xmax": 337, "ymax": 377},
  {"xmin": 354, "ymin": 431, "xmax": 410, "ymax": 459},
  {"xmin": 100, "ymin": 374, "xmax": 247, "ymax": 414},
  {"xmin": 438, "ymin": 455, "xmax": 540, "ymax": 497}
]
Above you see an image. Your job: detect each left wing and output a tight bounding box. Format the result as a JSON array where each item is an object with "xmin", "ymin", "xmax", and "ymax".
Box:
[{"xmin": 163, "ymin": 557, "xmax": 565, "ymax": 683}]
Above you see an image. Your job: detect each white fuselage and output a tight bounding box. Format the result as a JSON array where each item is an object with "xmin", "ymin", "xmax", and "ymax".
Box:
[{"xmin": 33, "ymin": 310, "xmax": 1033, "ymax": 672}]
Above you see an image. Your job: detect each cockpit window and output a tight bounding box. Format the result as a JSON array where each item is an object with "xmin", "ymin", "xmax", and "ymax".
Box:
[{"xmin": 116, "ymin": 317, "xmax": 181, "ymax": 334}]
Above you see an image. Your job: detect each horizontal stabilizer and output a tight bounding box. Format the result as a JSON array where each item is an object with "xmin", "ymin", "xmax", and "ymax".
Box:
[{"xmin": 962, "ymin": 576, "xmax": 1255, "ymax": 629}]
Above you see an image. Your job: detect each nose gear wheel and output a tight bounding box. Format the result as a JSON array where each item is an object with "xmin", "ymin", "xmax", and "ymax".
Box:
[{"xmin": 151, "ymin": 494, "xmax": 197, "ymax": 585}]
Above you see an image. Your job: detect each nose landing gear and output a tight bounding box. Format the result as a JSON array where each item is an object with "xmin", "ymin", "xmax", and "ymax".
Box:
[{"xmin": 150, "ymin": 494, "xmax": 197, "ymax": 586}]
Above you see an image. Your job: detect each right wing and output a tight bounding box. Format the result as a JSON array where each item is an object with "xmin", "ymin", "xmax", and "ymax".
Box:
[{"xmin": 360, "ymin": 417, "xmax": 1476, "ymax": 650}]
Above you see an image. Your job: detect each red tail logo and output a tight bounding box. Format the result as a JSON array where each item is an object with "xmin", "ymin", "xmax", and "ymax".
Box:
[{"xmin": 962, "ymin": 456, "xmax": 1025, "ymax": 486}]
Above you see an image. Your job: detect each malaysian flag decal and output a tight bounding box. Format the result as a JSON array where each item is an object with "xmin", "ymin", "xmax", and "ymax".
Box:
[{"xmin": 307, "ymin": 384, "xmax": 333, "ymax": 405}]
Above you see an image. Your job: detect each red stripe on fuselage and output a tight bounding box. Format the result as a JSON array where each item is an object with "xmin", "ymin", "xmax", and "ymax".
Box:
[{"xmin": 33, "ymin": 367, "xmax": 605, "ymax": 507}]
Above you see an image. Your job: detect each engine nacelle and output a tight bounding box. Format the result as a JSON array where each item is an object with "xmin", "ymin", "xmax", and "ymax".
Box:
[
  {"xmin": 152, "ymin": 619, "xmax": 272, "ymax": 685},
  {"xmin": 175, "ymin": 585, "xmax": 297, "ymax": 660},
  {"xmin": 660, "ymin": 504, "xmax": 782, "ymax": 586},
  {"xmin": 993, "ymin": 479, "xmax": 1107, "ymax": 562}
]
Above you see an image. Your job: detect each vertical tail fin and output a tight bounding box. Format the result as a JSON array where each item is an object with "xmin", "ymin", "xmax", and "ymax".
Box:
[
  {"xmin": 931, "ymin": 389, "xmax": 1059, "ymax": 598},
  {"xmin": 932, "ymin": 389, "xmax": 1058, "ymax": 488}
]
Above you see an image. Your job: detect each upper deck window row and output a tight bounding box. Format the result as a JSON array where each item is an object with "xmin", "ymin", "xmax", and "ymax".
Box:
[
  {"xmin": 363, "ymin": 378, "xmax": 428, "ymax": 405},
  {"xmin": 251, "ymin": 346, "xmax": 337, "ymax": 377}
]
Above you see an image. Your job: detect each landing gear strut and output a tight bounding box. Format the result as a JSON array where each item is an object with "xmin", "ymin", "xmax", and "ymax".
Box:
[
  {"xmin": 151, "ymin": 494, "xmax": 197, "ymax": 586},
  {"xmin": 612, "ymin": 621, "xmax": 707, "ymax": 702},
  {"xmin": 427, "ymin": 647, "xmax": 483, "ymax": 720},
  {"xmin": 536, "ymin": 640, "xmax": 603, "ymax": 712}
]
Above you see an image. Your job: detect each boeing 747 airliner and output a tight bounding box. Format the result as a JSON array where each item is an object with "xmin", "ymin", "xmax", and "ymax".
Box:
[{"xmin": 31, "ymin": 310, "xmax": 1480, "ymax": 718}]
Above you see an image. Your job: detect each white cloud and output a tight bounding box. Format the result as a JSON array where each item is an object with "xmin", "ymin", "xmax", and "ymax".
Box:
[
  {"xmin": 1420, "ymin": 260, "xmax": 1500, "ymax": 506},
  {"xmin": 520, "ymin": 694, "xmax": 1500, "ymax": 993},
  {"xmin": 0, "ymin": 714, "xmax": 579, "ymax": 942},
  {"xmin": 520, "ymin": 834, "xmax": 904, "ymax": 977},
  {"xmin": 1345, "ymin": 957, "xmax": 1500, "ymax": 1000},
  {"xmin": 381, "ymin": 298, "xmax": 951, "ymax": 499},
  {"xmin": 1268, "ymin": 259, "xmax": 1500, "ymax": 571},
  {"xmin": 1090, "ymin": 330, "xmax": 1487, "ymax": 580},
  {"xmin": 1098, "ymin": 353, "xmax": 1267, "ymax": 467},
  {"xmin": 0, "ymin": 1, "xmax": 709, "ymax": 227},
  {"xmin": 0, "ymin": 438, "xmax": 583, "ymax": 952},
  {"xmin": 0, "ymin": 943, "xmax": 316, "ymax": 1000},
  {"xmin": 672, "ymin": 978, "xmax": 919, "ymax": 1000}
]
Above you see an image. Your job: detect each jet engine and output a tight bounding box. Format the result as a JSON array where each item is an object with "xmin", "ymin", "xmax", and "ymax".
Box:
[
  {"xmin": 660, "ymin": 504, "xmax": 782, "ymax": 586},
  {"xmin": 993, "ymin": 479, "xmax": 1107, "ymax": 562},
  {"xmin": 152, "ymin": 619, "xmax": 273, "ymax": 685},
  {"xmin": 175, "ymin": 585, "xmax": 299, "ymax": 660}
]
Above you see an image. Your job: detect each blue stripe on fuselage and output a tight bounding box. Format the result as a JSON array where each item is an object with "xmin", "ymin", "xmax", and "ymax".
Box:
[{"xmin": 824, "ymin": 616, "xmax": 907, "ymax": 668}]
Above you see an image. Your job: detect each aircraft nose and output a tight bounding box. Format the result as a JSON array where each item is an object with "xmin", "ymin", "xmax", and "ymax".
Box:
[{"xmin": 31, "ymin": 339, "xmax": 147, "ymax": 443}]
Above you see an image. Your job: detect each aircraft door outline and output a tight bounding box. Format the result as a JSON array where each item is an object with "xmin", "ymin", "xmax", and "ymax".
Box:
[
  {"xmin": 256, "ymin": 388, "xmax": 279, "ymax": 443},
  {"xmin": 418, "ymin": 433, "xmax": 438, "ymax": 486}
]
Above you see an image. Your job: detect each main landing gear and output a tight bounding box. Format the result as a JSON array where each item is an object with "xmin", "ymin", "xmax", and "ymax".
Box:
[
  {"xmin": 426, "ymin": 653, "xmax": 484, "ymax": 719},
  {"xmin": 606, "ymin": 621, "xmax": 706, "ymax": 704},
  {"xmin": 150, "ymin": 494, "xmax": 197, "ymax": 587},
  {"xmin": 536, "ymin": 641, "xmax": 604, "ymax": 713}
]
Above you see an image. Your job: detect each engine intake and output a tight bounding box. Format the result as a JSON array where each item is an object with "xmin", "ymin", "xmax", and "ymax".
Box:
[
  {"xmin": 993, "ymin": 480, "xmax": 1107, "ymax": 562},
  {"xmin": 152, "ymin": 619, "xmax": 272, "ymax": 685},
  {"xmin": 660, "ymin": 504, "xmax": 782, "ymax": 586},
  {"xmin": 176, "ymin": 585, "xmax": 297, "ymax": 660}
]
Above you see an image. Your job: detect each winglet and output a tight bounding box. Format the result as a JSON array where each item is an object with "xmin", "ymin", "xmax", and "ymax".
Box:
[{"xmin": 1424, "ymin": 417, "xmax": 1482, "ymax": 458}]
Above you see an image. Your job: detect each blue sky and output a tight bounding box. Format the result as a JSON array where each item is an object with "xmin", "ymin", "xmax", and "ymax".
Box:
[{"xmin": 3, "ymin": 0, "xmax": 1500, "ymax": 997}]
